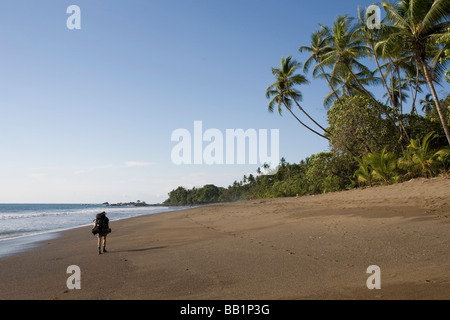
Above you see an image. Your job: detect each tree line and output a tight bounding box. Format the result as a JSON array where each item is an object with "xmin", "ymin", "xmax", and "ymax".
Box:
[{"xmin": 164, "ymin": 0, "xmax": 449, "ymax": 206}]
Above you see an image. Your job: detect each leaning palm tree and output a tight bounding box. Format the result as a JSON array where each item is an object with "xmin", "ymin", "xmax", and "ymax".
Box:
[
  {"xmin": 266, "ymin": 56, "xmax": 329, "ymax": 139},
  {"xmin": 380, "ymin": 0, "xmax": 450, "ymax": 145},
  {"xmin": 318, "ymin": 15, "xmax": 373, "ymax": 92},
  {"xmin": 300, "ymin": 29, "xmax": 344, "ymax": 108},
  {"xmin": 300, "ymin": 29, "xmax": 331, "ymax": 76},
  {"xmin": 301, "ymin": 27, "xmax": 382, "ymax": 109}
]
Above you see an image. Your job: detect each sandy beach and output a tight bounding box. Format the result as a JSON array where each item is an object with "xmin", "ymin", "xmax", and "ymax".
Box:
[{"xmin": 0, "ymin": 176, "xmax": 449, "ymax": 300}]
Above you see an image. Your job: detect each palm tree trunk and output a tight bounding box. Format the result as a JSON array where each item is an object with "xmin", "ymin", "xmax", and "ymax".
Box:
[
  {"xmin": 421, "ymin": 60, "xmax": 450, "ymax": 146},
  {"xmin": 289, "ymin": 95, "xmax": 330, "ymax": 134},
  {"xmin": 319, "ymin": 64, "xmax": 345, "ymax": 107},
  {"xmin": 374, "ymin": 52, "xmax": 396, "ymax": 112},
  {"xmin": 388, "ymin": 58, "xmax": 399, "ymax": 113},
  {"xmin": 283, "ymin": 102, "xmax": 329, "ymax": 140},
  {"xmin": 396, "ymin": 67, "xmax": 403, "ymax": 115},
  {"xmin": 410, "ymin": 63, "xmax": 420, "ymax": 114}
]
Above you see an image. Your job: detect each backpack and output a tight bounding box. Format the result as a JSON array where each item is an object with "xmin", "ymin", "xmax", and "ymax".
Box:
[{"xmin": 92, "ymin": 213, "xmax": 111, "ymax": 235}]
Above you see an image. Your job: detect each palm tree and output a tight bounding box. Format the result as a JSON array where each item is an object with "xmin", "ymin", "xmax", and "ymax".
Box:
[
  {"xmin": 266, "ymin": 56, "xmax": 329, "ymax": 139},
  {"xmin": 398, "ymin": 131, "xmax": 443, "ymax": 177},
  {"xmin": 354, "ymin": 154, "xmax": 373, "ymax": 186},
  {"xmin": 382, "ymin": 76, "xmax": 410, "ymax": 111},
  {"xmin": 380, "ymin": 0, "xmax": 450, "ymax": 145},
  {"xmin": 354, "ymin": 8, "xmax": 399, "ymax": 110},
  {"xmin": 355, "ymin": 6, "xmax": 428, "ymax": 116},
  {"xmin": 318, "ymin": 15, "xmax": 409, "ymax": 143},
  {"xmin": 354, "ymin": 148, "xmax": 399, "ymax": 185},
  {"xmin": 318, "ymin": 15, "xmax": 374, "ymax": 93},
  {"xmin": 434, "ymin": 147, "xmax": 450, "ymax": 172},
  {"xmin": 405, "ymin": 63, "xmax": 427, "ymax": 114},
  {"xmin": 300, "ymin": 28, "xmax": 344, "ymax": 108},
  {"xmin": 369, "ymin": 148, "xmax": 399, "ymax": 183},
  {"xmin": 420, "ymin": 93, "xmax": 435, "ymax": 114}
]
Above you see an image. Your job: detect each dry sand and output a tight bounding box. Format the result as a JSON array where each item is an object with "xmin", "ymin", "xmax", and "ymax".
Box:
[{"xmin": 0, "ymin": 177, "xmax": 449, "ymax": 300}]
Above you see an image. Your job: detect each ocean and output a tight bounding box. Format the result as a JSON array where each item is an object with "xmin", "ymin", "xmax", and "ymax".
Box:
[{"xmin": 0, "ymin": 203, "xmax": 188, "ymax": 259}]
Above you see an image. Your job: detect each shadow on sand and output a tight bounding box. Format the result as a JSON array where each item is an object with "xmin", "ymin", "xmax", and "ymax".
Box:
[{"xmin": 114, "ymin": 246, "xmax": 167, "ymax": 253}]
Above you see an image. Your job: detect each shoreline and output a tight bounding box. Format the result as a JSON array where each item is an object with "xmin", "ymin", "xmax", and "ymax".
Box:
[
  {"xmin": 0, "ymin": 206, "xmax": 193, "ymax": 260},
  {"xmin": 0, "ymin": 177, "xmax": 449, "ymax": 299},
  {"xmin": 0, "ymin": 232, "xmax": 62, "ymax": 260}
]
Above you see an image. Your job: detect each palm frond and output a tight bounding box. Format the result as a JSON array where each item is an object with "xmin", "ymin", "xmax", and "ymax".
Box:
[{"xmin": 421, "ymin": 0, "xmax": 450, "ymax": 33}]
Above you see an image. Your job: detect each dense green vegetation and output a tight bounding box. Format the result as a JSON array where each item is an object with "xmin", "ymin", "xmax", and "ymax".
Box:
[{"xmin": 164, "ymin": 0, "xmax": 449, "ymax": 206}]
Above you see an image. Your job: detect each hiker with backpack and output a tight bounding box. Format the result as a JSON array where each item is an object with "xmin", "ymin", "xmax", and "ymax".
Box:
[{"xmin": 92, "ymin": 211, "xmax": 111, "ymax": 255}]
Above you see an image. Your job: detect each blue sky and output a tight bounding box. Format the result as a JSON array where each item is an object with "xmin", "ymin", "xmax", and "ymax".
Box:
[{"xmin": 0, "ymin": 0, "xmax": 446, "ymax": 203}]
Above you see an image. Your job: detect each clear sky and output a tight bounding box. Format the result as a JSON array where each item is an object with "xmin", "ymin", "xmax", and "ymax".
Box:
[{"xmin": 0, "ymin": 0, "xmax": 445, "ymax": 203}]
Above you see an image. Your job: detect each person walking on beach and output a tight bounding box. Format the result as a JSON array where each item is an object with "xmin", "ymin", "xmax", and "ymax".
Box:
[{"xmin": 92, "ymin": 211, "xmax": 111, "ymax": 255}]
